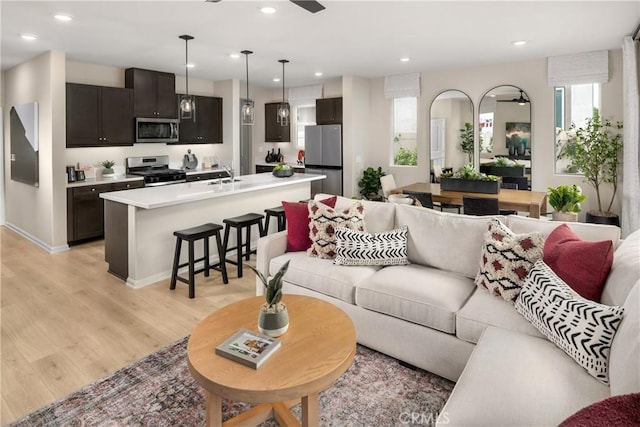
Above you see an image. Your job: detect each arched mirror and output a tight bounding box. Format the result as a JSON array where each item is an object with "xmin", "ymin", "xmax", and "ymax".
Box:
[
  {"xmin": 478, "ymin": 85, "xmax": 531, "ymax": 189},
  {"xmin": 429, "ymin": 90, "xmax": 474, "ymax": 181}
]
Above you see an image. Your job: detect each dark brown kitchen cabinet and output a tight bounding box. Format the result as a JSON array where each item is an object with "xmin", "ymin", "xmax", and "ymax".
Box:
[
  {"xmin": 125, "ymin": 68, "xmax": 177, "ymax": 118},
  {"xmin": 66, "ymin": 83, "xmax": 134, "ymax": 147},
  {"xmin": 316, "ymin": 97, "xmax": 343, "ymax": 124},
  {"xmin": 265, "ymin": 102, "xmax": 291, "ymax": 142},
  {"xmin": 67, "ymin": 181, "xmax": 143, "ymax": 244},
  {"xmin": 175, "ymin": 95, "xmax": 223, "ymax": 144}
]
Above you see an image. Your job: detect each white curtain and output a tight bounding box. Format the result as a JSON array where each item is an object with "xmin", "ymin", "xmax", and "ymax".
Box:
[{"xmin": 622, "ymin": 36, "xmax": 640, "ymax": 237}]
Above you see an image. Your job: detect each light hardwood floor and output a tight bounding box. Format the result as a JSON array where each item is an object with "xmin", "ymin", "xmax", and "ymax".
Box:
[{"xmin": 0, "ymin": 226, "xmax": 255, "ymax": 424}]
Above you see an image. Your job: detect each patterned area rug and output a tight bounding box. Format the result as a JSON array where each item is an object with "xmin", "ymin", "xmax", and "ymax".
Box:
[{"xmin": 9, "ymin": 337, "xmax": 454, "ymax": 426}]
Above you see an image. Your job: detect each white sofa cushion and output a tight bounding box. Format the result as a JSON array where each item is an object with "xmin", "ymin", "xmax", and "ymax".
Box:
[
  {"xmin": 602, "ymin": 229, "xmax": 640, "ymax": 307},
  {"xmin": 455, "ymin": 288, "xmax": 543, "ymax": 344},
  {"xmin": 395, "ymin": 204, "xmax": 504, "ymax": 279},
  {"xmin": 609, "ymin": 282, "xmax": 640, "ymax": 396},
  {"xmin": 355, "ymin": 264, "xmax": 475, "ymax": 334},
  {"xmin": 438, "ymin": 327, "xmax": 610, "ymax": 427},
  {"xmin": 314, "ymin": 194, "xmax": 396, "ymax": 233},
  {"xmin": 506, "ymin": 215, "xmax": 621, "ymax": 247},
  {"xmin": 515, "ymin": 260, "xmax": 625, "ymax": 385},
  {"xmin": 269, "ymin": 252, "xmax": 381, "ymax": 304}
]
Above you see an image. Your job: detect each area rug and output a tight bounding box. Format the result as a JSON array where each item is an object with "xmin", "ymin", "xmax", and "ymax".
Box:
[{"xmin": 9, "ymin": 337, "xmax": 455, "ymax": 426}]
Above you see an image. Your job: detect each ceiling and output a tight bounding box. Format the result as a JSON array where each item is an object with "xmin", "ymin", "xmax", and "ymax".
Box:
[{"xmin": 2, "ymin": 1, "xmax": 639, "ymax": 89}]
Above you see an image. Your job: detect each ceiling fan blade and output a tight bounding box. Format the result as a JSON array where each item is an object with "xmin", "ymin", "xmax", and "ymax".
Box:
[{"xmin": 290, "ymin": 0, "xmax": 325, "ymax": 13}]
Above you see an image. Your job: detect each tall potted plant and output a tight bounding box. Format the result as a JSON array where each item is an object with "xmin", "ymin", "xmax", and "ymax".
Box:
[
  {"xmin": 558, "ymin": 109, "xmax": 623, "ymax": 225},
  {"xmin": 459, "ymin": 122, "xmax": 474, "ymax": 164},
  {"xmin": 358, "ymin": 167, "xmax": 386, "ymax": 201}
]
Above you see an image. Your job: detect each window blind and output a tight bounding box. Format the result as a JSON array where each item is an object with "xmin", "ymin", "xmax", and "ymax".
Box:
[
  {"xmin": 547, "ymin": 50, "xmax": 609, "ymax": 87},
  {"xmin": 288, "ymin": 84, "xmax": 323, "ymax": 107},
  {"xmin": 384, "ymin": 73, "xmax": 421, "ymax": 99}
]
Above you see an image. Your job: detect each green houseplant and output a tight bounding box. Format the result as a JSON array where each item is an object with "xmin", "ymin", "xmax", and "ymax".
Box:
[
  {"xmin": 358, "ymin": 167, "xmax": 386, "ymax": 200},
  {"xmin": 459, "ymin": 122, "xmax": 474, "ymax": 164},
  {"xmin": 479, "ymin": 157, "xmax": 525, "ymax": 177},
  {"xmin": 249, "ymin": 260, "xmax": 290, "ymax": 337},
  {"xmin": 100, "ymin": 160, "xmax": 116, "ymax": 175},
  {"xmin": 547, "ymin": 184, "xmax": 586, "ymax": 222},
  {"xmin": 557, "ymin": 109, "xmax": 623, "ymax": 225},
  {"xmin": 440, "ymin": 163, "xmax": 500, "ymax": 194}
]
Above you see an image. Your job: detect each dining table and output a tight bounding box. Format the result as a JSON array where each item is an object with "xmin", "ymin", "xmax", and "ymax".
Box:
[{"xmin": 390, "ymin": 182, "xmax": 548, "ymax": 218}]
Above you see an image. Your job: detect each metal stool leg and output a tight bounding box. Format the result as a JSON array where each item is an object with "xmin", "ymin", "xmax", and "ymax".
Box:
[
  {"xmin": 170, "ymin": 237, "xmax": 182, "ymax": 290},
  {"xmin": 214, "ymin": 231, "xmax": 228, "ymax": 284}
]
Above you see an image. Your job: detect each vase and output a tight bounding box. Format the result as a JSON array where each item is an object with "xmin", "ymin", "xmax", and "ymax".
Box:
[
  {"xmin": 516, "ymin": 143, "xmax": 525, "ymax": 156},
  {"xmin": 586, "ymin": 211, "xmax": 620, "ymax": 227},
  {"xmin": 258, "ymin": 305, "xmax": 289, "ymax": 337},
  {"xmin": 552, "ymin": 212, "xmax": 578, "ymax": 222}
]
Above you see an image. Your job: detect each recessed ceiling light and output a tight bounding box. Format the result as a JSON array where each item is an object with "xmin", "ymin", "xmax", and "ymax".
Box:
[
  {"xmin": 273, "ymin": 77, "xmax": 281, "ymax": 82},
  {"xmin": 261, "ymin": 6, "xmax": 276, "ymax": 14},
  {"xmin": 511, "ymin": 40, "xmax": 528, "ymax": 46},
  {"xmin": 400, "ymin": 57, "xmax": 411, "ymax": 62},
  {"xmin": 20, "ymin": 33, "xmax": 38, "ymax": 41},
  {"xmin": 489, "ymin": 94, "xmax": 496, "ymax": 98},
  {"xmin": 229, "ymin": 53, "xmax": 240, "ymax": 59},
  {"xmin": 54, "ymin": 13, "xmax": 72, "ymax": 22},
  {"xmin": 314, "ymin": 72, "xmax": 323, "ymax": 77}
]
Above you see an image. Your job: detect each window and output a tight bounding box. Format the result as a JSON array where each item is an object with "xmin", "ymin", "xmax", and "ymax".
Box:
[
  {"xmin": 392, "ymin": 97, "xmax": 417, "ymax": 166},
  {"xmin": 295, "ymin": 105, "xmax": 316, "ymax": 148},
  {"xmin": 555, "ymin": 83, "xmax": 600, "ymax": 174}
]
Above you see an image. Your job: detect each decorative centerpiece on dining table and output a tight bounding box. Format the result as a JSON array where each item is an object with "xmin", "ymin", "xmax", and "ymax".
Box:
[
  {"xmin": 249, "ymin": 260, "xmax": 290, "ymax": 337},
  {"xmin": 440, "ymin": 163, "xmax": 500, "ymax": 194}
]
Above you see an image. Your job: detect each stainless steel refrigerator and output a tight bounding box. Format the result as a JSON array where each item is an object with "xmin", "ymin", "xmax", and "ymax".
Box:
[{"xmin": 304, "ymin": 124, "xmax": 342, "ymax": 197}]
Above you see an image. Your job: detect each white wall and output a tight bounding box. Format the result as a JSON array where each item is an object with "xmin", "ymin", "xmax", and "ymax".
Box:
[
  {"xmin": 4, "ymin": 51, "xmax": 68, "ymax": 252},
  {"xmin": 360, "ymin": 50, "xmax": 624, "ymax": 217},
  {"xmin": 343, "ymin": 76, "xmax": 370, "ymax": 197}
]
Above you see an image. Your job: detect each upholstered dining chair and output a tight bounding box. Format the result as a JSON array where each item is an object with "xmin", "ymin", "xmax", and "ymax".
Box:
[
  {"xmin": 462, "ymin": 196, "xmax": 500, "ymax": 216},
  {"xmin": 380, "ymin": 175, "xmax": 397, "ymax": 200}
]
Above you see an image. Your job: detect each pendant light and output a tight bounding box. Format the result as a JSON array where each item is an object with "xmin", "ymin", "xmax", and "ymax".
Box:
[
  {"xmin": 179, "ymin": 34, "xmax": 195, "ymax": 121},
  {"xmin": 241, "ymin": 50, "xmax": 255, "ymax": 125},
  {"xmin": 277, "ymin": 59, "xmax": 290, "ymax": 126}
]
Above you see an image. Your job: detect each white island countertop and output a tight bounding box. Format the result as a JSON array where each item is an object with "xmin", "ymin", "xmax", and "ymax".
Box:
[{"xmin": 100, "ymin": 172, "xmax": 324, "ymax": 209}]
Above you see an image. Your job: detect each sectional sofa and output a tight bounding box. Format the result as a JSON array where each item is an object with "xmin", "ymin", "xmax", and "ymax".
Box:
[{"xmin": 255, "ymin": 194, "xmax": 640, "ymax": 426}]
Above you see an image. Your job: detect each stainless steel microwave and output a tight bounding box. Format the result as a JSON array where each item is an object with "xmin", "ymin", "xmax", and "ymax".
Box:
[{"xmin": 135, "ymin": 118, "xmax": 179, "ymax": 143}]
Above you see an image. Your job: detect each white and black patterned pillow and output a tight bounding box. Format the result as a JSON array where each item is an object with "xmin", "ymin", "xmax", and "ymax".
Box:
[
  {"xmin": 307, "ymin": 200, "xmax": 365, "ymax": 259},
  {"xmin": 334, "ymin": 226, "xmax": 409, "ymax": 266},
  {"xmin": 515, "ymin": 260, "xmax": 625, "ymax": 385}
]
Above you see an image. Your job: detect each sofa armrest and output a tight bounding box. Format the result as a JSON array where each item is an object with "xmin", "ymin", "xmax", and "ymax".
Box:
[{"xmin": 255, "ymin": 231, "xmax": 288, "ymax": 296}]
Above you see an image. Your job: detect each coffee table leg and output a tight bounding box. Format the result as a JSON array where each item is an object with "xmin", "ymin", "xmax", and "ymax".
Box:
[
  {"xmin": 301, "ymin": 392, "xmax": 319, "ymax": 427},
  {"xmin": 206, "ymin": 391, "xmax": 223, "ymax": 427}
]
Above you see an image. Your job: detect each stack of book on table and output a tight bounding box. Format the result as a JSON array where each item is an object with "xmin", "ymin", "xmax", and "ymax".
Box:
[{"xmin": 215, "ymin": 328, "xmax": 281, "ymax": 369}]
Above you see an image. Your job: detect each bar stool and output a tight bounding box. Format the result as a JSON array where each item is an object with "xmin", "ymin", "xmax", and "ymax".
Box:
[
  {"xmin": 222, "ymin": 213, "xmax": 265, "ymax": 278},
  {"xmin": 264, "ymin": 206, "xmax": 286, "ymax": 233},
  {"xmin": 170, "ymin": 223, "xmax": 228, "ymax": 299}
]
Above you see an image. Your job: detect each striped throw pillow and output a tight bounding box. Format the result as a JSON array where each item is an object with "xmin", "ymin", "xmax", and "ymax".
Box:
[{"xmin": 334, "ymin": 226, "xmax": 409, "ymax": 266}]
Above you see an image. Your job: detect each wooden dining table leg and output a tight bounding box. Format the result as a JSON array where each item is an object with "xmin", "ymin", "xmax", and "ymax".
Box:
[
  {"xmin": 206, "ymin": 391, "xmax": 223, "ymax": 427},
  {"xmin": 301, "ymin": 392, "xmax": 319, "ymax": 427}
]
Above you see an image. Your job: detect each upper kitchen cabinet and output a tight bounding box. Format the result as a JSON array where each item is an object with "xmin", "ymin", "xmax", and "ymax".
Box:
[
  {"xmin": 125, "ymin": 68, "xmax": 177, "ymax": 118},
  {"xmin": 265, "ymin": 102, "xmax": 291, "ymax": 142},
  {"xmin": 316, "ymin": 97, "xmax": 343, "ymax": 125},
  {"xmin": 175, "ymin": 95, "xmax": 223, "ymax": 144},
  {"xmin": 66, "ymin": 83, "xmax": 134, "ymax": 147}
]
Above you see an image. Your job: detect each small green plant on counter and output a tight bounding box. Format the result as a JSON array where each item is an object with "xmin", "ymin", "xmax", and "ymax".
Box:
[
  {"xmin": 547, "ymin": 184, "xmax": 586, "ymax": 213},
  {"xmin": 394, "ymin": 146, "xmax": 418, "ymax": 166},
  {"xmin": 100, "ymin": 160, "xmax": 115, "ymax": 169},
  {"xmin": 443, "ymin": 163, "xmax": 498, "ymax": 181},
  {"xmin": 358, "ymin": 166, "xmax": 386, "ymax": 200}
]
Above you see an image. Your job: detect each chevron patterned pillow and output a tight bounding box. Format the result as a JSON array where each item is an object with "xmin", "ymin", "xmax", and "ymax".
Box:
[
  {"xmin": 307, "ymin": 200, "xmax": 365, "ymax": 259},
  {"xmin": 515, "ymin": 260, "xmax": 625, "ymax": 385},
  {"xmin": 474, "ymin": 219, "xmax": 545, "ymax": 302},
  {"xmin": 334, "ymin": 226, "xmax": 409, "ymax": 266}
]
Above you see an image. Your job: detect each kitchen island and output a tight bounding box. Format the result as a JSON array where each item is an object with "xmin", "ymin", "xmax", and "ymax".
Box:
[{"xmin": 101, "ymin": 172, "xmax": 324, "ymax": 288}]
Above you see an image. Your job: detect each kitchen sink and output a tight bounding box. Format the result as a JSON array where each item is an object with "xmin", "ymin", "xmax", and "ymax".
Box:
[{"xmin": 208, "ymin": 178, "xmax": 242, "ymax": 185}]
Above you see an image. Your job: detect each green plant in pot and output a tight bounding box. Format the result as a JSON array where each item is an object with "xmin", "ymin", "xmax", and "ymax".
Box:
[
  {"xmin": 557, "ymin": 109, "xmax": 623, "ymax": 225},
  {"xmin": 101, "ymin": 160, "xmax": 116, "ymax": 175},
  {"xmin": 358, "ymin": 167, "xmax": 386, "ymax": 201},
  {"xmin": 547, "ymin": 184, "xmax": 586, "ymax": 222},
  {"xmin": 249, "ymin": 260, "xmax": 290, "ymax": 337},
  {"xmin": 459, "ymin": 122, "xmax": 474, "ymax": 164}
]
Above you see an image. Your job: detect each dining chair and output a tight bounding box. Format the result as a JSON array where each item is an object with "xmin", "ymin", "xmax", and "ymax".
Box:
[
  {"xmin": 462, "ymin": 196, "xmax": 500, "ymax": 216},
  {"xmin": 403, "ymin": 190, "xmax": 434, "ymax": 209},
  {"xmin": 502, "ymin": 176, "xmax": 529, "ymax": 191},
  {"xmin": 500, "ymin": 182, "xmax": 518, "ymax": 190},
  {"xmin": 380, "ymin": 175, "xmax": 397, "ymax": 200}
]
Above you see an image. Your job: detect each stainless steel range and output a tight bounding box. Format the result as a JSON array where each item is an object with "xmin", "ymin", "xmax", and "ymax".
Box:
[{"xmin": 126, "ymin": 155, "xmax": 187, "ymax": 186}]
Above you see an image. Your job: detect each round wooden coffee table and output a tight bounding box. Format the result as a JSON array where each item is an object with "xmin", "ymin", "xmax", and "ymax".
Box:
[{"xmin": 187, "ymin": 294, "xmax": 356, "ymax": 427}]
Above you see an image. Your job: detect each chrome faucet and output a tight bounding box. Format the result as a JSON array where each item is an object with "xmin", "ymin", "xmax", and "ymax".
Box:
[{"xmin": 221, "ymin": 164, "xmax": 234, "ymax": 181}]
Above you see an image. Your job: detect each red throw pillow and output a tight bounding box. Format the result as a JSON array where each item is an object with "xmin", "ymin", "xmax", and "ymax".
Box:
[
  {"xmin": 543, "ymin": 223, "xmax": 614, "ymax": 302},
  {"xmin": 282, "ymin": 196, "xmax": 337, "ymax": 252}
]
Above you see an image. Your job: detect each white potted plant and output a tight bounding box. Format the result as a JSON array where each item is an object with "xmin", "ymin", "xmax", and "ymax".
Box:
[
  {"xmin": 547, "ymin": 184, "xmax": 586, "ymax": 222},
  {"xmin": 249, "ymin": 260, "xmax": 290, "ymax": 337},
  {"xmin": 100, "ymin": 160, "xmax": 116, "ymax": 177}
]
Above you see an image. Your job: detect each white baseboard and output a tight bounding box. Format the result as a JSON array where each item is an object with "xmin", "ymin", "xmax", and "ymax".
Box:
[{"xmin": 4, "ymin": 222, "xmax": 69, "ymax": 254}]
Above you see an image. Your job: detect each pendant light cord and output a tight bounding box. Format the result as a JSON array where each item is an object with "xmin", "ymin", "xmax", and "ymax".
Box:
[
  {"xmin": 281, "ymin": 60, "xmax": 285, "ymax": 102},
  {"xmin": 245, "ymin": 53, "xmax": 250, "ymax": 99},
  {"xmin": 185, "ymin": 38, "xmax": 189, "ymax": 96}
]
